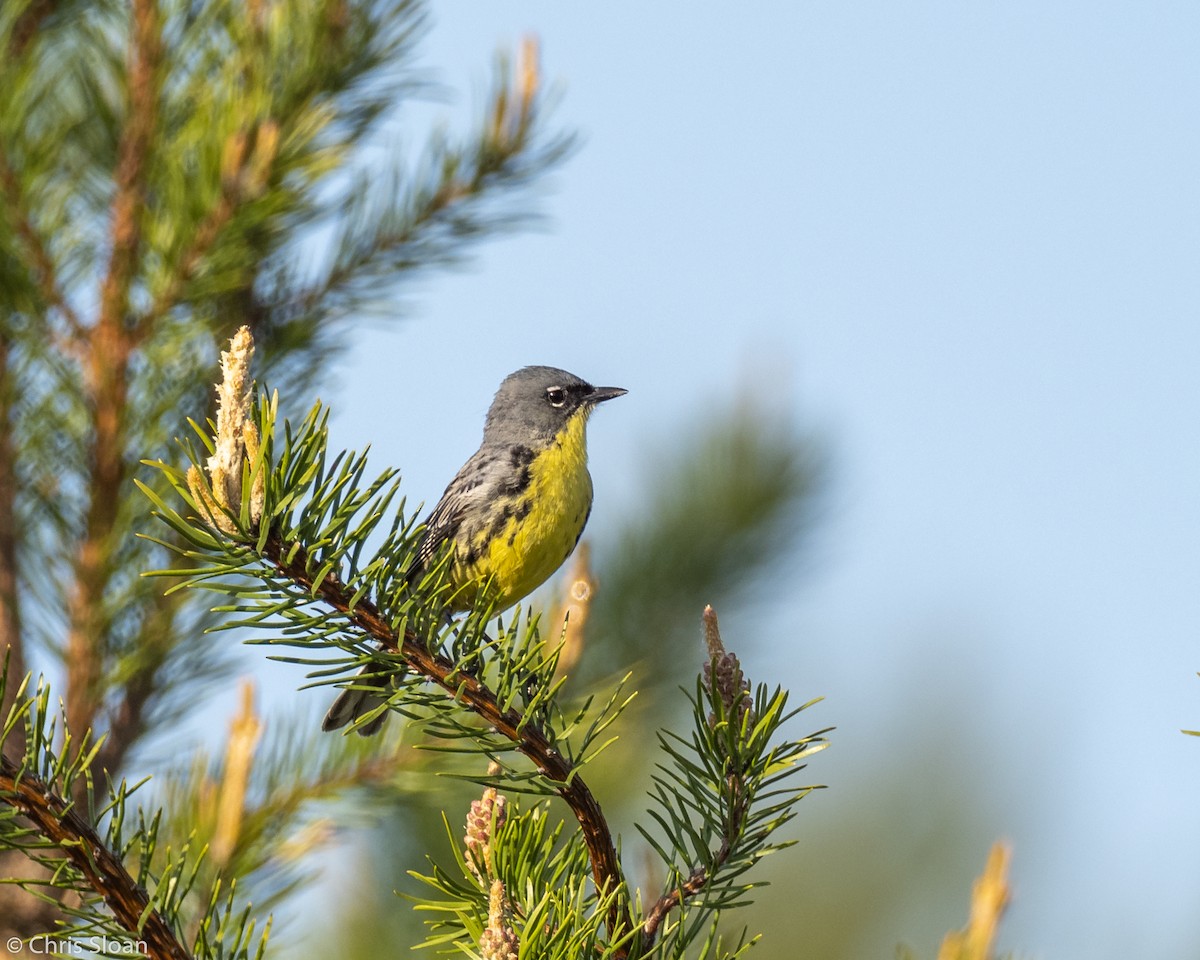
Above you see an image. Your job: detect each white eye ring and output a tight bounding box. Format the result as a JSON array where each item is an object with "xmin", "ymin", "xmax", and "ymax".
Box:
[{"xmin": 546, "ymin": 386, "xmax": 566, "ymax": 407}]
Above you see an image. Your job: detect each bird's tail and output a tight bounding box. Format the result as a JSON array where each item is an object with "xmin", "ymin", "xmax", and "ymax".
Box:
[{"xmin": 321, "ymin": 665, "xmax": 391, "ymax": 736}]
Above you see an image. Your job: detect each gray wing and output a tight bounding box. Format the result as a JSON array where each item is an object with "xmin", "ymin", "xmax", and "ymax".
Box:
[{"xmin": 404, "ymin": 447, "xmax": 510, "ymax": 583}]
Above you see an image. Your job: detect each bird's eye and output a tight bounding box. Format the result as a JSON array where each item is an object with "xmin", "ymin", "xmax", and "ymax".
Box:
[{"xmin": 545, "ymin": 386, "xmax": 566, "ymax": 407}]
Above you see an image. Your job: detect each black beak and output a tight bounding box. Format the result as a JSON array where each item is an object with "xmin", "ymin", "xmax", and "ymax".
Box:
[{"xmin": 588, "ymin": 386, "xmax": 627, "ymax": 404}]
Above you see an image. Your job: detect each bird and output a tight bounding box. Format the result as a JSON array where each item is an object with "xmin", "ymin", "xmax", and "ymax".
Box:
[{"xmin": 322, "ymin": 365, "xmax": 626, "ymax": 735}]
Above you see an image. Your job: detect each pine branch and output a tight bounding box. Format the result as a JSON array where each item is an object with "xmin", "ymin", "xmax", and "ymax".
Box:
[
  {"xmin": 154, "ymin": 369, "xmax": 604, "ymax": 943},
  {"xmin": 634, "ymin": 608, "xmax": 828, "ymax": 956},
  {"xmin": 144, "ymin": 329, "xmax": 825, "ymax": 958},
  {"xmin": 410, "ymin": 779, "xmax": 636, "ymax": 959},
  {"xmin": 0, "ymin": 752, "xmax": 192, "ymax": 960},
  {"xmin": 260, "ymin": 531, "xmax": 634, "ymax": 948},
  {"xmin": 1, "ymin": 665, "xmax": 273, "ymax": 959}
]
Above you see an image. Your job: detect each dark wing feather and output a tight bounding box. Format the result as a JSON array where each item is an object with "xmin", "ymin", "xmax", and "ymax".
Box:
[{"xmin": 402, "ymin": 449, "xmax": 501, "ymax": 584}]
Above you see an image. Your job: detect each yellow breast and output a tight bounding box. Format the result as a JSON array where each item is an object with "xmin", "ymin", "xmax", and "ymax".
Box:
[{"xmin": 458, "ymin": 412, "xmax": 594, "ymax": 611}]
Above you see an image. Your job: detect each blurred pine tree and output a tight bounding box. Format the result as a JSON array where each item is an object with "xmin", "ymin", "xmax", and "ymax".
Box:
[{"xmin": 0, "ymin": 0, "xmax": 568, "ymax": 942}]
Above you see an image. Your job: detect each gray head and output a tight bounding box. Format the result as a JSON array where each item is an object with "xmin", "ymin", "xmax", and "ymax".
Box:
[{"xmin": 483, "ymin": 365, "xmax": 626, "ymax": 443}]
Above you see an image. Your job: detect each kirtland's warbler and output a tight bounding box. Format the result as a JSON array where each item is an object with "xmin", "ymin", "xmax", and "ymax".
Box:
[{"xmin": 322, "ymin": 365, "xmax": 626, "ymax": 735}]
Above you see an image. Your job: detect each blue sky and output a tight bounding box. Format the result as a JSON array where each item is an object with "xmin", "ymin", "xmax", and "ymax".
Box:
[{"xmin": 310, "ymin": 4, "xmax": 1200, "ymax": 957}]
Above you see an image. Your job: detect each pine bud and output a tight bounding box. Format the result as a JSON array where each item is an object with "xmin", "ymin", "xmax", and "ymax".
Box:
[
  {"xmin": 243, "ymin": 420, "xmax": 265, "ymax": 527},
  {"xmin": 195, "ymin": 326, "xmax": 263, "ymax": 535},
  {"xmin": 699, "ymin": 605, "xmax": 755, "ymax": 729},
  {"xmin": 479, "ymin": 879, "xmax": 519, "ymax": 960},
  {"xmin": 464, "ymin": 787, "xmax": 507, "ymax": 880}
]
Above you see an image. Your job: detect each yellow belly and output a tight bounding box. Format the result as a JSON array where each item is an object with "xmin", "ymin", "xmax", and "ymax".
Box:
[{"xmin": 456, "ymin": 414, "xmax": 593, "ymax": 611}]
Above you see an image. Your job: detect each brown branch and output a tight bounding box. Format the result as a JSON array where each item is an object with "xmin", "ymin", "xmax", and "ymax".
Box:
[
  {"xmin": 640, "ymin": 831, "xmax": 743, "ymax": 949},
  {"xmin": 67, "ymin": 0, "xmax": 161, "ymax": 748},
  {"xmin": 262, "ymin": 532, "xmax": 634, "ymax": 951},
  {"xmin": 640, "ymin": 864, "xmax": 710, "ymax": 944},
  {"xmin": 0, "ymin": 752, "xmax": 192, "ymax": 960},
  {"xmin": 640, "ymin": 826, "xmax": 740, "ymax": 946},
  {"xmin": 96, "ymin": 0, "xmax": 159, "ymax": 337}
]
